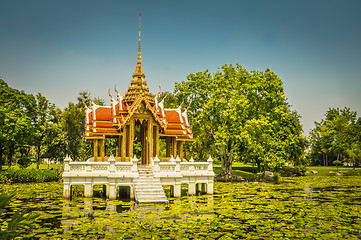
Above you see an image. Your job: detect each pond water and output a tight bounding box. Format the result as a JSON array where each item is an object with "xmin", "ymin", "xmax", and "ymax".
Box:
[{"xmin": 1, "ymin": 176, "xmax": 361, "ymax": 239}]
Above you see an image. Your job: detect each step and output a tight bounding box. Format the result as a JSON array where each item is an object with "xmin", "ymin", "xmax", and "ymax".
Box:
[
  {"xmin": 135, "ymin": 190, "xmax": 165, "ymax": 194},
  {"xmin": 137, "ymin": 199, "xmax": 168, "ymax": 204},
  {"xmin": 136, "ymin": 193, "xmax": 166, "ymax": 197},
  {"xmin": 134, "ymin": 187, "xmax": 164, "ymax": 191},
  {"xmin": 136, "ymin": 194, "xmax": 167, "ymax": 199},
  {"xmin": 133, "ymin": 167, "xmax": 168, "ymax": 203}
]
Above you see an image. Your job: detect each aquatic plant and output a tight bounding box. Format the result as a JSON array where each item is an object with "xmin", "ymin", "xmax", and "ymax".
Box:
[
  {"xmin": 0, "ymin": 176, "xmax": 360, "ymax": 239},
  {"xmin": 0, "ymin": 191, "xmax": 39, "ymax": 239}
]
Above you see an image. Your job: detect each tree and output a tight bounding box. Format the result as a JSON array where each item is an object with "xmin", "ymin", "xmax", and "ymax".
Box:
[
  {"xmin": 174, "ymin": 64, "xmax": 305, "ymax": 176},
  {"xmin": 29, "ymin": 93, "xmax": 59, "ymax": 169},
  {"xmin": 61, "ymin": 91, "xmax": 98, "ymax": 161},
  {"xmin": 0, "ymin": 79, "xmax": 33, "ymax": 169},
  {"xmin": 0, "ymin": 79, "xmax": 65, "ymax": 169},
  {"xmin": 309, "ymin": 107, "xmax": 359, "ymax": 166}
]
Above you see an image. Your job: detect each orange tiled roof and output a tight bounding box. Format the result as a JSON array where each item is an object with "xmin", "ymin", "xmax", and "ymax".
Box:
[{"xmin": 85, "ymin": 94, "xmax": 193, "ymax": 140}]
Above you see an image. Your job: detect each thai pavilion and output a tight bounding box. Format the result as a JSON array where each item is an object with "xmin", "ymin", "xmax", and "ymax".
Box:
[{"xmin": 62, "ymin": 14, "xmax": 214, "ymax": 203}]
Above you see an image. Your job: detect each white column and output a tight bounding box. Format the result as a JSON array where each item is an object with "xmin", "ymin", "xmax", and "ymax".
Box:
[
  {"xmin": 207, "ymin": 181, "xmax": 214, "ymax": 194},
  {"xmin": 108, "ymin": 184, "xmax": 116, "ymax": 200},
  {"xmin": 63, "ymin": 184, "xmax": 71, "ymax": 199},
  {"xmin": 188, "ymin": 182, "xmax": 196, "ymax": 196},
  {"xmin": 84, "ymin": 184, "xmax": 93, "ymax": 198},
  {"xmin": 174, "ymin": 183, "xmax": 182, "ymax": 197},
  {"xmin": 130, "ymin": 185, "xmax": 135, "ymax": 200},
  {"xmin": 106, "ymin": 184, "xmax": 110, "ymax": 199}
]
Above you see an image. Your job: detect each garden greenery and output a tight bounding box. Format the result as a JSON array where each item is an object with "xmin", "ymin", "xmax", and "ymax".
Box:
[{"xmin": 0, "ymin": 169, "xmax": 61, "ymax": 183}]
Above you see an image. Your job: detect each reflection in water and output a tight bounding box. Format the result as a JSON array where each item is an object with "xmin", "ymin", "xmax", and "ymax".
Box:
[
  {"xmin": 61, "ymin": 194, "xmax": 217, "ymax": 231},
  {"xmin": 6, "ymin": 177, "xmax": 361, "ymax": 238}
]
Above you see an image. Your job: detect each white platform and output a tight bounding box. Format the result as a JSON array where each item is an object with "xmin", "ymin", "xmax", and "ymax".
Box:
[{"xmin": 62, "ymin": 155, "xmax": 215, "ymax": 201}]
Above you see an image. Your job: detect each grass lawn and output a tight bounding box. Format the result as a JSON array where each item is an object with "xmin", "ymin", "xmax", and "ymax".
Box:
[
  {"xmin": 215, "ymin": 160, "xmax": 361, "ymax": 178},
  {"xmin": 307, "ymin": 166, "xmax": 360, "ymax": 176}
]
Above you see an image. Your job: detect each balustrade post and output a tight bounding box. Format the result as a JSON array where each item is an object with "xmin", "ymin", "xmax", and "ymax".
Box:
[
  {"xmin": 64, "ymin": 155, "xmax": 71, "ymax": 172},
  {"xmin": 86, "ymin": 163, "xmax": 92, "ymax": 172},
  {"xmin": 175, "ymin": 155, "xmax": 181, "ymax": 172},
  {"xmin": 153, "ymin": 156, "xmax": 160, "ymax": 173},
  {"xmin": 189, "ymin": 156, "xmax": 195, "ymax": 172},
  {"xmin": 108, "ymin": 155, "xmax": 116, "ymax": 173},
  {"xmin": 207, "ymin": 155, "xmax": 213, "ymax": 172},
  {"xmin": 131, "ymin": 155, "xmax": 138, "ymax": 173}
]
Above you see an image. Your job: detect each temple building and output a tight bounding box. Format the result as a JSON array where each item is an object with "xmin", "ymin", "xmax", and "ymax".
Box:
[
  {"xmin": 63, "ymin": 14, "xmax": 214, "ymax": 203},
  {"xmin": 84, "ymin": 15, "xmax": 192, "ymax": 164}
]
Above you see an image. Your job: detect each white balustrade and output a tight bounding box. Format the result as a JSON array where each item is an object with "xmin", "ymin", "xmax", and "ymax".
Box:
[
  {"xmin": 64, "ymin": 155, "xmax": 214, "ymax": 177},
  {"xmin": 63, "ymin": 154, "xmax": 215, "ymax": 200}
]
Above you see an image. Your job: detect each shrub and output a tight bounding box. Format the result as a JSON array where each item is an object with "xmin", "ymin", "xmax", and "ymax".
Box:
[
  {"xmin": 4, "ymin": 169, "xmax": 61, "ymax": 183},
  {"xmin": 273, "ymin": 172, "xmax": 281, "ymax": 184},
  {"xmin": 17, "ymin": 157, "xmax": 31, "ymax": 169},
  {"xmin": 243, "ymin": 174, "xmax": 261, "ymax": 182},
  {"xmin": 0, "ymin": 173, "xmax": 11, "ymax": 184},
  {"xmin": 344, "ymin": 169, "xmax": 361, "ymax": 176},
  {"xmin": 281, "ymin": 165, "xmax": 307, "ymax": 177}
]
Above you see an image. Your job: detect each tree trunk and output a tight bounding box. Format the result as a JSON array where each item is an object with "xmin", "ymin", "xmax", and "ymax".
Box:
[
  {"xmin": 8, "ymin": 144, "xmax": 14, "ymax": 168},
  {"xmin": 256, "ymin": 160, "xmax": 261, "ymax": 173},
  {"xmin": 221, "ymin": 152, "xmax": 233, "ymax": 177},
  {"xmin": 0, "ymin": 142, "xmax": 3, "ymax": 171},
  {"xmin": 37, "ymin": 145, "xmax": 41, "ymax": 169},
  {"xmin": 325, "ymin": 154, "xmax": 328, "ymax": 166}
]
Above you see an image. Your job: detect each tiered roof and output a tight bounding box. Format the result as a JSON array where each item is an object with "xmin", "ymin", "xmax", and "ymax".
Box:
[{"xmin": 85, "ymin": 94, "xmax": 193, "ymax": 141}]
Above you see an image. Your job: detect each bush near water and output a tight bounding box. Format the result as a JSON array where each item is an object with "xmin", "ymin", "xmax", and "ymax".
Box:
[{"xmin": 0, "ymin": 168, "xmax": 62, "ymax": 184}]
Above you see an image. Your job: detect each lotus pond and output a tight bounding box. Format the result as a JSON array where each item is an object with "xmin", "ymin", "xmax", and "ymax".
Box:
[{"xmin": 1, "ymin": 176, "xmax": 361, "ymax": 239}]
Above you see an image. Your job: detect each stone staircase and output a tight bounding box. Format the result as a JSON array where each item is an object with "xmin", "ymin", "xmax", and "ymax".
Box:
[{"xmin": 133, "ymin": 165, "xmax": 168, "ymax": 203}]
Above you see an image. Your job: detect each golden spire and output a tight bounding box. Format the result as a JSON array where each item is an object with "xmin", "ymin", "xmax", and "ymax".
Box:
[
  {"xmin": 123, "ymin": 12, "xmax": 154, "ymax": 105},
  {"xmin": 133, "ymin": 11, "xmax": 144, "ymax": 78}
]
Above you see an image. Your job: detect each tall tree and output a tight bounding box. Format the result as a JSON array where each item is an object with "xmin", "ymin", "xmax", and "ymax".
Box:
[
  {"xmin": 0, "ymin": 79, "xmax": 33, "ymax": 168},
  {"xmin": 310, "ymin": 107, "xmax": 360, "ymax": 166},
  {"xmin": 62, "ymin": 91, "xmax": 97, "ymax": 161},
  {"xmin": 174, "ymin": 64, "xmax": 305, "ymax": 176}
]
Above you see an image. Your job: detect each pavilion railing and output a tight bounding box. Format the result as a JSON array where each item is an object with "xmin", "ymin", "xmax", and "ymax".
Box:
[{"xmin": 63, "ymin": 155, "xmax": 214, "ymax": 177}]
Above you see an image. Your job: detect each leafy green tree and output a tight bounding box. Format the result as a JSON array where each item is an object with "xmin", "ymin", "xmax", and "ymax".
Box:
[
  {"xmin": 29, "ymin": 93, "xmax": 59, "ymax": 169},
  {"xmin": 61, "ymin": 91, "xmax": 97, "ymax": 161},
  {"xmin": 333, "ymin": 160, "xmax": 341, "ymax": 171},
  {"xmin": 309, "ymin": 107, "xmax": 359, "ymax": 166},
  {"xmin": 0, "ymin": 79, "xmax": 33, "ymax": 169},
  {"xmin": 174, "ymin": 64, "xmax": 305, "ymax": 176}
]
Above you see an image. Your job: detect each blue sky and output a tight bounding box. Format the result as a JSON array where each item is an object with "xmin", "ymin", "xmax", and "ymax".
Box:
[{"xmin": 1, "ymin": 0, "xmax": 360, "ymax": 135}]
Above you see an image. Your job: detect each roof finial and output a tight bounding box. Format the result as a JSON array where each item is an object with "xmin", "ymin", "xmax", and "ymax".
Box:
[
  {"xmin": 139, "ymin": 11, "xmax": 141, "ymax": 47},
  {"xmin": 133, "ymin": 11, "xmax": 144, "ymax": 77}
]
